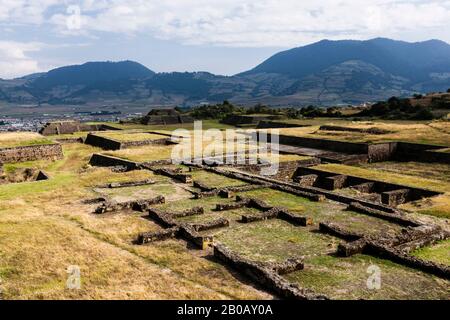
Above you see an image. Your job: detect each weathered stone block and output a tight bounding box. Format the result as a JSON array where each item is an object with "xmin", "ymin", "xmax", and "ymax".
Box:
[
  {"xmin": 293, "ymin": 174, "xmax": 318, "ymax": 187},
  {"xmin": 381, "ymin": 189, "xmax": 410, "ymax": 206},
  {"xmin": 322, "ymin": 175, "xmax": 348, "ymax": 190},
  {"xmin": 138, "ymin": 227, "xmax": 179, "ymax": 244}
]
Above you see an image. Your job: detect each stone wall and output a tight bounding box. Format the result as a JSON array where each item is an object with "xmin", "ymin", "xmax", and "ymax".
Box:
[
  {"xmin": 39, "ymin": 121, "xmax": 101, "ymax": 136},
  {"xmin": 85, "ymin": 133, "xmax": 172, "ymax": 150},
  {"xmin": 294, "ymin": 166, "xmax": 440, "ymax": 206},
  {"xmin": 89, "ymin": 153, "xmax": 139, "ymax": 170},
  {"xmin": 39, "ymin": 121, "xmax": 123, "ymax": 136},
  {"xmin": 319, "ymin": 125, "xmax": 392, "ymax": 134},
  {"xmin": 394, "ymin": 142, "xmax": 450, "ymax": 164},
  {"xmin": 213, "ymin": 244, "xmax": 327, "ymax": 300},
  {"xmin": 264, "ymin": 133, "xmax": 369, "ymax": 155},
  {"xmin": 0, "ymin": 144, "xmax": 63, "ymax": 164},
  {"xmin": 85, "ymin": 134, "xmax": 122, "ymax": 150},
  {"xmin": 257, "ymin": 121, "xmax": 309, "ymax": 129},
  {"xmin": 121, "ymin": 138, "xmax": 170, "ymax": 148},
  {"xmin": 367, "ymin": 143, "xmax": 398, "ymax": 162}
]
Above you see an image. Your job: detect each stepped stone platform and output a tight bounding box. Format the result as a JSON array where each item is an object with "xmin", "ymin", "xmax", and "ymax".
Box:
[{"xmin": 273, "ymin": 144, "xmax": 368, "ymax": 165}]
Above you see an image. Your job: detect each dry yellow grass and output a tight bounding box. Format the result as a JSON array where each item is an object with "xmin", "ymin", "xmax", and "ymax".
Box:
[
  {"xmin": 276, "ymin": 120, "xmax": 450, "ymax": 146},
  {"xmin": 96, "ymin": 131, "xmax": 169, "ymax": 142},
  {"xmin": 0, "ymin": 143, "xmax": 271, "ymax": 300},
  {"xmin": 0, "ymin": 132, "xmax": 53, "ymax": 148},
  {"xmin": 314, "ymin": 163, "xmax": 450, "ymax": 220}
]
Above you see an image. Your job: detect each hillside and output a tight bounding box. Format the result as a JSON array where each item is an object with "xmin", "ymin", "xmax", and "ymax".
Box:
[{"xmin": 0, "ymin": 38, "xmax": 449, "ymax": 107}]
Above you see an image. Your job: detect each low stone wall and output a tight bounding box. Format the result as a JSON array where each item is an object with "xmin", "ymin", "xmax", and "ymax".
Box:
[
  {"xmin": 171, "ymin": 207, "xmax": 204, "ymax": 218},
  {"xmin": 242, "ymin": 208, "xmax": 280, "ymax": 223},
  {"xmin": 85, "ymin": 134, "xmax": 122, "ymax": 150},
  {"xmin": 94, "ymin": 196, "xmax": 165, "ymax": 214},
  {"xmin": 215, "ymin": 199, "xmax": 249, "ymax": 211},
  {"xmin": 213, "ymin": 244, "xmax": 327, "ymax": 300},
  {"xmin": 148, "ymin": 208, "xmax": 178, "ymax": 228},
  {"xmin": 367, "ymin": 143, "xmax": 398, "ymax": 162},
  {"xmin": 39, "ymin": 121, "xmax": 102, "ymax": 136},
  {"xmin": 138, "ymin": 227, "xmax": 179, "ymax": 244},
  {"xmin": 319, "ymin": 125, "xmax": 392, "ymax": 135},
  {"xmin": 121, "ymin": 138, "xmax": 170, "ymax": 148},
  {"xmin": 191, "ymin": 218, "xmax": 230, "ymax": 232},
  {"xmin": 89, "ymin": 153, "xmax": 139, "ymax": 171},
  {"xmin": 257, "ymin": 121, "xmax": 309, "ymax": 129},
  {"xmin": 294, "ymin": 166, "xmax": 441, "ymax": 206},
  {"xmin": 55, "ymin": 137, "xmax": 84, "ymax": 144},
  {"xmin": 394, "ymin": 142, "xmax": 450, "ymax": 164},
  {"xmin": 97, "ymin": 179, "xmax": 155, "ymax": 189},
  {"xmin": 264, "ymin": 133, "xmax": 369, "ymax": 155},
  {"xmin": 321, "ymin": 219, "xmax": 450, "ymax": 279},
  {"xmin": 154, "ymin": 167, "xmax": 193, "ymax": 183},
  {"xmin": 257, "ymin": 132, "xmax": 450, "ymax": 164},
  {"xmin": 319, "ymin": 222, "xmax": 363, "ymax": 241},
  {"xmin": 365, "ymin": 242, "xmax": 450, "ymax": 279},
  {"xmin": 348, "ymin": 202, "xmax": 419, "ymax": 227},
  {"xmin": 0, "ymin": 143, "xmax": 63, "ymax": 164}
]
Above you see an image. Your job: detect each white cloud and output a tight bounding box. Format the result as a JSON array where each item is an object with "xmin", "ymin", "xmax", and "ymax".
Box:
[
  {"xmin": 45, "ymin": 0, "xmax": 450, "ymax": 47},
  {"xmin": 0, "ymin": 1, "xmax": 449, "ymax": 47},
  {"xmin": 0, "ymin": 41, "xmax": 43, "ymax": 78}
]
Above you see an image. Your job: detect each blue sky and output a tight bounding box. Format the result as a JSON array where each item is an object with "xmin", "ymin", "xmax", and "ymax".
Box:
[{"xmin": 0, "ymin": 0, "xmax": 449, "ymax": 79}]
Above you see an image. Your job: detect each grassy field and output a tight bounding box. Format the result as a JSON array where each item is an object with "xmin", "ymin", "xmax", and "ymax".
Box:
[
  {"xmin": 1, "ymin": 118, "xmax": 449, "ymax": 300},
  {"xmin": 94, "ymin": 131, "xmax": 169, "ymax": 142},
  {"xmin": 285, "ymin": 254, "xmax": 449, "ymax": 300},
  {"xmin": 275, "ymin": 120, "xmax": 450, "ymax": 146},
  {"xmin": 411, "ymin": 239, "xmax": 450, "ymax": 266},
  {"xmin": 0, "ymin": 143, "xmax": 271, "ymax": 299},
  {"xmin": 0, "ymin": 132, "xmax": 54, "ymax": 148},
  {"xmin": 314, "ymin": 163, "xmax": 450, "ymax": 220},
  {"xmin": 92, "ymin": 120, "xmax": 236, "ymax": 131}
]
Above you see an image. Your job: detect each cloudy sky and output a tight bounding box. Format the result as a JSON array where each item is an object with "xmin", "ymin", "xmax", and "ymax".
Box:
[{"xmin": 0, "ymin": 0, "xmax": 449, "ymax": 78}]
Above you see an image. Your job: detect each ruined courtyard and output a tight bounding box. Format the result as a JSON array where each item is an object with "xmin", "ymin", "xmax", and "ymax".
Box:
[{"xmin": 0, "ymin": 119, "xmax": 449, "ymax": 300}]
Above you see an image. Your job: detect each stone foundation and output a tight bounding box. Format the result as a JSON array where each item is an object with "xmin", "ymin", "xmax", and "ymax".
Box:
[
  {"xmin": 94, "ymin": 196, "xmax": 165, "ymax": 214},
  {"xmin": 213, "ymin": 244, "xmax": 327, "ymax": 300},
  {"xmin": 191, "ymin": 218, "xmax": 230, "ymax": 232},
  {"xmin": 347, "ymin": 202, "xmax": 419, "ymax": 227},
  {"xmin": 98, "ymin": 179, "xmax": 155, "ymax": 189},
  {"xmin": 138, "ymin": 227, "xmax": 179, "ymax": 244},
  {"xmin": 89, "ymin": 153, "xmax": 139, "ymax": 171},
  {"xmin": 0, "ymin": 144, "xmax": 63, "ymax": 164}
]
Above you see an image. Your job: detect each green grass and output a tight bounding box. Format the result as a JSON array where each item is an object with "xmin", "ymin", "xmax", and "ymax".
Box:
[
  {"xmin": 237, "ymin": 188, "xmax": 402, "ymax": 235},
  {"xmin": 190, "ymin": 170, "xmax": 245, "ymax": 188},
  {"xmin": 95, "ymin": 131, "xmax": 168, "ymax": 142},
  {"xmin": 94, "ymin": 120, "xmax": 236, "ymax": 131},
  {"xmin": 315, "ymin": 164, "xmax": 450, "ymax": 193},
  {"xmin": 157, "ymin": 196, "xmax": 236, "ymax": 214},
  {"xmin": 217, "ymin": 219, "xmax": 337, "ymax": 263},
  {"xmin": 358, "ymin": 161, "xmax": 450, "ymax": 183},
  {"xmin": 286, "ymin": 254, "xmax": 450, "ymax": 300},
  {"xmin": 411, "ymin": 239, "xmax": 450, "ymax": 266},
  {"xmin": 0, "ymin": 137, "xmax": 54, "ymax": 148},
  {"xmin": 0, "ymin": 172, "xmax": 76, "ymax": 201}
]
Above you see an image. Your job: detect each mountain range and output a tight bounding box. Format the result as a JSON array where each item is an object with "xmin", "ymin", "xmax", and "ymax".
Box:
[{"xmin": 1, "ymin": 38, "xmax": 449, "ymax": 107}]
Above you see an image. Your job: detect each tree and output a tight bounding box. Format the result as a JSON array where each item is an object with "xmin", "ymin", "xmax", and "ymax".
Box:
[{"xmin": 412, "ymin": 108, "xmax": 434, "ymax": 120}]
